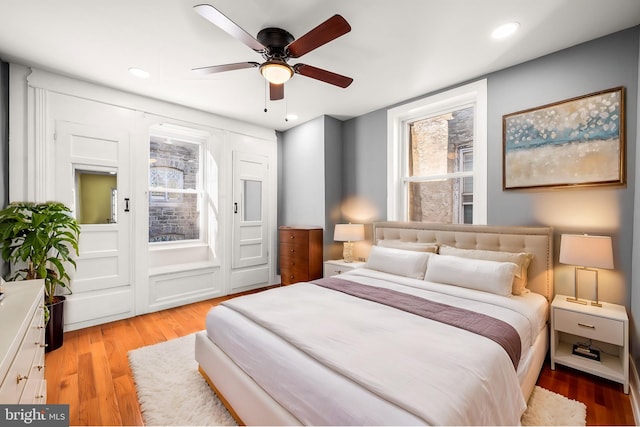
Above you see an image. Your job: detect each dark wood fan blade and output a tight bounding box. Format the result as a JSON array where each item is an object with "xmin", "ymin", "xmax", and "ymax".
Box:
[
  {"xmin": 294, "ymin": 64, "xmax": 353, "ymax": 88},
  {"xmin": 286, "ymin": 15, "xmax": 351, "ymax": 58},
  {"xmin": 192, "ymin": 62, "xmax": 260, "ymax": 75},
  {"xmin": 194, "ymin": 4, "xmax": 265, "ymax": 52},
  {"xmin": 270, "ymin": 83, "xmax": 284, "ymax": 100}
]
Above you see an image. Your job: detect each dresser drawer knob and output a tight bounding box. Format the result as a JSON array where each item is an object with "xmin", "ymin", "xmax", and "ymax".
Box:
[
  {"xmin": 16, "ymin": 374, "xmax": 28, "ymax": 384},
  {"xmin": 37, "ymin": 365, "xmax": 45, "ymax": 371},
  {"xmin": 578, "ymin": 322, "xmax": 595, "ymax": 329},
  {"xmin": 38, "ymin": 343, "xmax": 48, "ymax": 348},
  {"xmin": 290, "ymin": 249, "xmax": 295, "ymax": 253},
  {"xmin": 289, "ymin": 235, "xmax": 295, "ymax": 239}
]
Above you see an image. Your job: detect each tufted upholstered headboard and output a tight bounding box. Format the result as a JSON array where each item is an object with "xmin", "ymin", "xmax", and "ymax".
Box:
[{"xmin": 373, "ymin": 222, "xmax": 554, "ymax": 301}]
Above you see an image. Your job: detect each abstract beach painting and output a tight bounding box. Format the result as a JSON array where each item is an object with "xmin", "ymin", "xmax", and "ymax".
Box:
[{"xmin": 503, "ymin": 87, "xmax": 625, "ymax": 189}]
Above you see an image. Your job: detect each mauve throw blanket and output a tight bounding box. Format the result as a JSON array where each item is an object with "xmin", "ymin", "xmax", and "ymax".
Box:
[{"xmin": 311, "ymin": 277, "xmax": 521, "ymax": 369}]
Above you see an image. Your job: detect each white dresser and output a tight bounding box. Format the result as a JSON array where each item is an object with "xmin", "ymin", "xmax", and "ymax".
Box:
[{"xmin": 0, "ymin": 279, "xmax": 47, "ymax": 403}]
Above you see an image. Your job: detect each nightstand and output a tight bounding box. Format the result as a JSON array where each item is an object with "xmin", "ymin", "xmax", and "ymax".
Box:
[
  {"xmin": 324, "ymin": 259, "xmax": 366, "ymax": 277},
  {"xmin": 550, "ymin": 294, "xmax": 629, "ymax": 393}
]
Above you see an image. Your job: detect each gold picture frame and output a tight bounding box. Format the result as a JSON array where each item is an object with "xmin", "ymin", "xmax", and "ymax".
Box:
[{"xmin": 503, "ymin": 87, "xmax": 625, "ymax": 190}]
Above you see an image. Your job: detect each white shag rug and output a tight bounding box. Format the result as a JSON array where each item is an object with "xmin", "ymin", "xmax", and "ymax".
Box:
[
  {"xmin": 128, "ymin": 333, "xmax": 236, "ymax": 426},
  {"xmin": 522, "ymin": 386, "xmax": 586, "ymax": 426},
  {"xmin": 128, "ymin": 333, "xmax": 586, "ymax": 426}
]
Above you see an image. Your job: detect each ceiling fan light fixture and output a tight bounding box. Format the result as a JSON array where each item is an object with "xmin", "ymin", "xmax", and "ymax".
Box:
[{"xmin": 260, "ymin": 60, "xmax": 293, "ymax": 84}]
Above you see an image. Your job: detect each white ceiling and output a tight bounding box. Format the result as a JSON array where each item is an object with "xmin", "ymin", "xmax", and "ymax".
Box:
[{"xmin": 0, "ymin": 0, "xmax": 639, "ymax": 132}]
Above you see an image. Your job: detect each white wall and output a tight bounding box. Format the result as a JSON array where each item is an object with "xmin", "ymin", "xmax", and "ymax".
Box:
[{"xmin": 8, "ymin": 64, "xmax": 278, "ymax": 330}]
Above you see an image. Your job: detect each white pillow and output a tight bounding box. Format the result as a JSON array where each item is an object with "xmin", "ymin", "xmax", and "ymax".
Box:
[
  {"xmin": 365, "ymin": 245, "xmax": 432, "ymax": 279},
  {"xmin": 438, "ymin": 245, "xmax": 533, "ymax": 295},
  {"xmin": 424, "ymin": 255, "xmax": 518, "ymax": 297},
  {"xmin": 377, "ymin": 240, "xmax": 439, "ymax": 253}
]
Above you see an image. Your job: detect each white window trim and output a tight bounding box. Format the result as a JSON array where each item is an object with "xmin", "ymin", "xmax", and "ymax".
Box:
[{"xmin": 387, "ymin": 79, "xmax": 487, "ymax": 224}]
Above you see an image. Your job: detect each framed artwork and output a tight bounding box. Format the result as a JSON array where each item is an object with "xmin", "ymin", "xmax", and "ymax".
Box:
[{"xmin": 503, "ymin": 87, "xmax": 625, "ymax": 190}]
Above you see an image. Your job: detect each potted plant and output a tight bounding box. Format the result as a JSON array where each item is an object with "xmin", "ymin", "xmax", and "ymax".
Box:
[{"xmin": 0, "ymin": 201, "xmax": 80, "ymax": 352}]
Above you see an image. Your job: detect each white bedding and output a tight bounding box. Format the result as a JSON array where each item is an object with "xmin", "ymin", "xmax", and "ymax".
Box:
[{"xmin": 205, "ymin": 269, "xmax": 548, "ymax": 425}]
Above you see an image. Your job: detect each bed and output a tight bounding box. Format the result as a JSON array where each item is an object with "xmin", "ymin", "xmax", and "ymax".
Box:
[{"xmin": 195, "ymin": 221, "xmax": 554, "ymax": 425}]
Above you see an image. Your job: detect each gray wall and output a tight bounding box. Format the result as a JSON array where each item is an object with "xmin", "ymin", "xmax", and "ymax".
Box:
[
  {"xmin": 342, "ymin": 109, "xmax": 388, "ymax": 223},
  {"xmin": 323, "ymin": 116, "xmax": 344, "ymax": 260},
  {"xmin": 340, "ymin": 26, "xmax": 640, "ymax": 362},
  {"xmin": 632, "ymin": 27, "xmax": 640, "ymax": 380},
  {"xmin": 277, "ymin": 115, "xmax": 345, "ymax": 260},
  {"xmin": 0, "ymin": 60, "xmax": 8, "ymax": 278},
  {"xmin": 487, "ymin": 28, "xmax": 638, "ymax": 307},
  {"xmin": 280, "ymin": 27, "xmax": 640, "ymax": 366},
  {"xmin": 279, "ymin": 115, "xmax": 326, "ymax": 228}
]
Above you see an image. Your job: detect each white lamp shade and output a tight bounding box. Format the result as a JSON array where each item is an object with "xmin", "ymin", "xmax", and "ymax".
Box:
[
  {"xmin": 559, "ymin": 234, "xmax": 614, "ymax": 269},
  {"xmin": 334, "ymin": 224, "xmax": 365, "ymax": 242},
  {"xmin": 260, "ymin": 61, "xmax": 293, "ymax": 84}
]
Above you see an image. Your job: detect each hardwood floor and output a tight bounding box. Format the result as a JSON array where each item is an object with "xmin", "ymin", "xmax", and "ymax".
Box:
[{"xmin": 46, "ymin": 291, "xmax": 635, "ymax": 426}]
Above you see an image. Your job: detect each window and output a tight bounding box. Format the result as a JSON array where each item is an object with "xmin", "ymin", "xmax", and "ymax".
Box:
[
  {"xmin": 148, "ymin": 129, "xmax": 204, "ymax": 243},
  {"xmin": 387, "ymin": 80, "xmax": 487, "ymax": 224}
]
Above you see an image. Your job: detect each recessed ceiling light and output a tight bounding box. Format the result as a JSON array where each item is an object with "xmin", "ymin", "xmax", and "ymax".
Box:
[
  {"xmin": 128, "ymin": 67, "xmax": 150, "ymax": 79},
  {"xmin": 491, "ymin": 22, "xmax": 520, "ymax": 40},
  {"xmin": 285, "ymin": 114, "xmax": 298, "ymax": 122}
]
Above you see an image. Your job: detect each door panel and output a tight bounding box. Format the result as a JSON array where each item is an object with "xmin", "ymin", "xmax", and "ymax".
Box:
[
  {"xmin": 232, "ymin": 151, "xmax": 268, "ymax": 269},
  {"xmin": 55, "ymin": 121, "xmax": 131, "ymax": 327}
]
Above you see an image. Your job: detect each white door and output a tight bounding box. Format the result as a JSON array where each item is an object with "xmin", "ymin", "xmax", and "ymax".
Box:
[
  {"xmin": 55, "ymin": 121, "xmax": 133, "ymax": 329},
  {"xmin": 232, "ymin": 151, "xmax": 268, "ymax": 269}
]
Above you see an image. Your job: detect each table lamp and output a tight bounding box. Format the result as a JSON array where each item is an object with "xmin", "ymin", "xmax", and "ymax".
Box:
[
  {"xmin": 559, "ymin": 234, "xmax": 614, "ymax": 307},
  {"xmin": 334, "ymin": 223, "xmax": 365, "ymax": 263}
]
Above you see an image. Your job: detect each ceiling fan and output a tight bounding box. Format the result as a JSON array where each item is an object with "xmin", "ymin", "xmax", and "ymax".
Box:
[{"xmin": 192, "ymin": 4, "xmax": 353, "ymax": 101}]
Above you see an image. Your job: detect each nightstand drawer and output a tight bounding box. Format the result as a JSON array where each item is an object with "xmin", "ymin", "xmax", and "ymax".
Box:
[
  {"xmin": 324, "ymin": 260, "xmax": 366, "ymax": 277},
  {"xmin": 324, "ymin": 263, "xmax": 344, "ymax": 277},
  {"xmin": 554, "ymin": 309, "xmax": 624, "ymax": 346}
]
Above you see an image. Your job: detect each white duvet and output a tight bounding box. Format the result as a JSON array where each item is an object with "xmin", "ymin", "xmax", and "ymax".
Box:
[{"xmin": 206, "ymin": 269, "xmax": 548, "ymax": 425}]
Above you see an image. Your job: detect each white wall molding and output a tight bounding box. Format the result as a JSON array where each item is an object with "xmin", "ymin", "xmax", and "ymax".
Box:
[
  {"xmin": 32, "ymin": 87, "xmax": 48, "ymax": 201},
  {"xmin": 25, "ymin": 68, "xmax": 275, "ymax": 142}
]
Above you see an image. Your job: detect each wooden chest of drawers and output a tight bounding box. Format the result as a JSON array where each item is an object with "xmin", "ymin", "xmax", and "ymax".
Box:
[{"xmin": 279, "ymin": 226, "xmax": 323, "ymax": 285}]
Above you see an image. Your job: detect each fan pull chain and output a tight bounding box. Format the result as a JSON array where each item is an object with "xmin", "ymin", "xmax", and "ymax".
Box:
[
  {"xmin": 263, "ymin": 80, "xmax": 268, "ymax": 113},
  {"xmin": 284, "ymin": 97, "xmax": 288, "ymax": 122}
]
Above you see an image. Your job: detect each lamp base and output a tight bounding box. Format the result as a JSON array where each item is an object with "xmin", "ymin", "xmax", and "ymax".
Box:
[
  {"xmin": 566, "ymin": 297, "xmax": 588, "ymax": 305},
  {"xmin": 342, "ymin": 241, "xmax": 354, "ymax": 263}
]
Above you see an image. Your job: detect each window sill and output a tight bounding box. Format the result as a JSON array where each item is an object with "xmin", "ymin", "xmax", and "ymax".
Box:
[
  {"xmin": 149, "ymin": 261, "xmax": 219, "ymax": 277},
  {"xmin": 149, "ymin": 241, "xmax": 208, "ymax": 252}
]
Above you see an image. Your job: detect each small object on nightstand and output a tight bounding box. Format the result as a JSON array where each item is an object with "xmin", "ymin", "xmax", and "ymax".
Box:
[{"xmin": 572, "ymin": 344, "xmax": 601, "ymax": 361}]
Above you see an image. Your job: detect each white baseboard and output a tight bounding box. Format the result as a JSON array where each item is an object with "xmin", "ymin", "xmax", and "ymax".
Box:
[{"xmin": 630, "ymin": 357, "xmax": 639, "ymax": 425}]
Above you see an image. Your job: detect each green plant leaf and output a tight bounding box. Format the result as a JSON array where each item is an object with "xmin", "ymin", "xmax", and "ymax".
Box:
[{"xmin": 0, "ymin": 201, "xmax": 80, "ymax": 298}]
